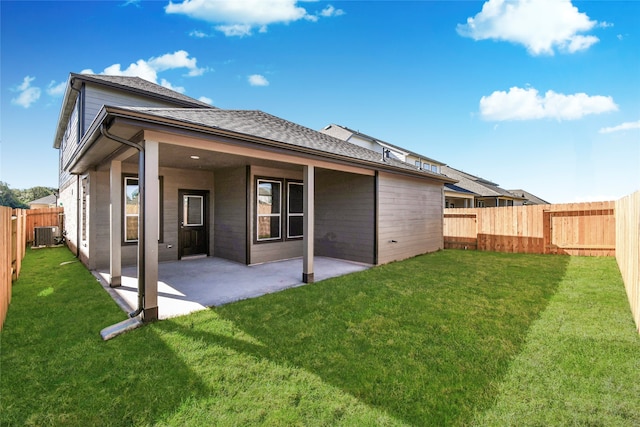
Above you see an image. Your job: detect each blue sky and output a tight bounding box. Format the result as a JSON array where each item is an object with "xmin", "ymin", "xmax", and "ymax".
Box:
[{"xmin": 1, "ymin": 0, "xmax": 638, "ymax": 203}]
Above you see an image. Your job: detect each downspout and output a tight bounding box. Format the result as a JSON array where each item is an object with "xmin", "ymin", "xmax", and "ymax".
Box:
[{"xmin": 100, "ymin": 123, "xmax": 146, "ymax": 318}]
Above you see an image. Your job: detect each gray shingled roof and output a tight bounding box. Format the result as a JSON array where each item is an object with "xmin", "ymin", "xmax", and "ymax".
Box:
[
  {"xmin": 54, "ymin": 73, "xmax": 213, "ymax": 148},
  {"xmin": 72, "ymin": 73, "xmax": 213, "ymax": 108},
  {"xmin": 322, "ymin": 123, "xmax": 445, "ymax": 166},
  {"xmin": 508, "ymin": 189, "xmax": 550, "ymax": 205},
  {"xmin": 442, "ymin": 166, "xmax": 523, "ymax": 199},
  {"xmin": 118, "ymin": 107, "xmax": 450, "ymax": 177}
]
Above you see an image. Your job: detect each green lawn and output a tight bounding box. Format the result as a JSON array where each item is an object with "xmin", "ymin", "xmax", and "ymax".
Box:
[{"xmin": 1, "ymin": 247, "xmax": 639, "ymax": 426}]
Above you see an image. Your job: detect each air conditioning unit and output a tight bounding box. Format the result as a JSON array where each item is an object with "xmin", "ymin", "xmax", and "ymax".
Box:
[{"xmin": 34, "ymin": 226, "xmax": 60, "ymax": 247}]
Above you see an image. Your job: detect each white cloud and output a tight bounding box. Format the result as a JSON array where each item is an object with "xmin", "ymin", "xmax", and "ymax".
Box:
[
  {"xmin": 11, "ymin": 76, "xmax": 41, "ymax": 108},
  {"xmin": 198, "ymin": 96, "xmax": 213, "ymax": 105},
  {"xmin": 159, "ymin": 78, "xmax": 186, "ymax": 93},
  {"xmin": 457, "ymin": 0, "xmax": 601, "ymax": 55},
  {"xmin": 216, "ymin": 23, "xmax": 253, "ymax": 37},
  {"xmin": 165, "ymin": 0, "xmax": 342, "ymax": 37},
  {"xmin": 248, "ymin": 74, "xmax": 269, "ymax": 86},
  {"xmin": 82, "ymin": 50, "xmax": 206, "ymax": 86},
  {"xmin": 189, "ymin": 29, "xmax": 208, "ymax": 38},
  {"xmin": 599, "ymin": 120, "xmax": 640, "ymax": 134},
  {"xmin": 320, "ymin": 5, "xmax": 345, "ymax": 18},
  {"xmin": 479, "ymin": 86, "xmax": 618, "ymax": 121},
  {"xmin": 47, "ymin": 80, "xmax": 66, "ymax": 97}
]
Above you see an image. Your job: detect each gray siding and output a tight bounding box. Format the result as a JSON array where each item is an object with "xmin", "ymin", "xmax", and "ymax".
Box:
[
  {"xmin": 377, "ymin": 172, "xmax": 444, "ymax": 264},
  {"xmin": 214, "ymin": 167, "xmax": 247, "ymax": 263},
  {"xmin": 315, "ymin": 169, "xmax": 375, "ymax": 264},
  {"xmin": 84, "ymin": 84, "xmax": 184, "ymax": 129},
  {"xmin": 59, "ymin": 97, "xmax": 80, "ymax": 189}
]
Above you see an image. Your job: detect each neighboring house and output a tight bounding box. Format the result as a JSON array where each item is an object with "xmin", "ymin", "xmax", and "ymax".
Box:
[
  {"xmin": 443, "ymin": 183, "xmax": 477, "ymax": 208},
  {"xmin": 320, "ymin": 124, "xmax": 446, "ymax": 174},
  {"xmin": 508, "ymin": 189, "xmax": 550, "ymax": 205},
  {"xmin": 53, "ymin": 73, "xmax": 455, "ymax": 321},
  {"xmin": 441, "ymin": 166, "xmax": 526, "ymax": 208},
  {"xmin": 28, "ymin": 194, "xmax": 57, "ymax": 209}
]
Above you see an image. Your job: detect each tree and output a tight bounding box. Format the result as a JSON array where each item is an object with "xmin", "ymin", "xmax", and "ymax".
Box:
[
  {"xmin": 15, "ymin": 186, "xmax": 57, "ymax": 205},
  {"xmin": 0, "ymin": 182, "xmax": 29, "ymax": 209}
]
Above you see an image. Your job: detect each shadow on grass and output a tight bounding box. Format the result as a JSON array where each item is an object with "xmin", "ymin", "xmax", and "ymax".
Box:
[
  {"xmin": 209, "ymin": 250, "xmax": 571, "ymax": 426},
  {"xmin": 0, "ymin": 247, "xmax": 209, "ymax": 426}
]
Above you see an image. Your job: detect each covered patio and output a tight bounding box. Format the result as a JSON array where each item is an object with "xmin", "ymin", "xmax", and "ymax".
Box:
[{"xmin": 96, "ymin": 256, "xmax": 370, "ymax": 319}]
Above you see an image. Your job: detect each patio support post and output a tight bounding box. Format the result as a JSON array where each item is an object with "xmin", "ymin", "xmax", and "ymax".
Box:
[
  {"xmin": 109, "ymin": 160, "xmax": 122, "ymax": 287},
  {"xmin": 303, "ymin": 165, "xmax": 314, "ymax": 283},
  {"xmin": 142, "ymin": 140, "xmax": 159, "ymax": 321}
]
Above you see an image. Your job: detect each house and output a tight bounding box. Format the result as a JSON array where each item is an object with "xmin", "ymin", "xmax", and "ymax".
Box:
[
  {"xmin": 53, "ymin": 73, "xmax": 455, "ymax": 321},
  {"xmin": 508, "ymin": 189, "xmax": 550, "ymax": 205},
  {"xmin": 28, "ymin": 194, "xmax": 57, "ymax": 209},
  {"xmin": 441, "ymin": 166, "xmax": 526, "ymax": 208},
  {"xmin": 320, "ymin": 124, "xmax": 446, "ymax": 174}
]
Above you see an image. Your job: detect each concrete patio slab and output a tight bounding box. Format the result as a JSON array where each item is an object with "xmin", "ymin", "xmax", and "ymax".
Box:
[{"xmin": 96, "ymin": 256, "xmax": 369, "ymax": 319}]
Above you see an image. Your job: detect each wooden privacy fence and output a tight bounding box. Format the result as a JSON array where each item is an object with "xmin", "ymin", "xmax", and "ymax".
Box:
[
  {"xmin": 1, "ymin": 207, "xmax": 64, "ymax": 330},
  {"xmin": 615, "ymin": 191, "xmax": 640, "ymax": 334},
  {"xmin": 444, "ymin": 201, "xmax": 615, "ymax": 256},
  {"xmin": 1, "ymin": 208, "xmax": 27, "ymax": 331},
  {"xmin": 26, "ymin": 207, "xmax": 64, "ymax": 244}
]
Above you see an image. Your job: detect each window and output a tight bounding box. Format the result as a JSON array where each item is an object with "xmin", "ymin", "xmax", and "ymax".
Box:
[
  {"xmin": 415, "ymin": 160, "xmax": 421, "ymax": 168},
  {"xmin": 477, "ymin": 200, "xmax": 486, "ymax": 208},
  {"xmin": 81, "ymin": 176, "xmax": 88, "ymax": 241},
  {"xmin": 123, "ymin": 175, "xmax": 163, "ymax": 243},
  {"xmin": 431, "ymin": 164, "xmax": 439, "ymax": 173},
  {"xmin": 183, "ymin": 195, "xmax": 204, "ymax": 226},
  {"xmin": 287, "ymin": 182, "xmax": 303, "ymax": 238},
  {"xmin": 124, "ymin": 177, "xmax": 140, "ymax": 243},
  {"xmin": 257, "ymin": 179, "xmax": 282, "ymax": 241},
  {"xmin": 255, "ymin": 178, "xmax": 304, "ymax": 242},
  {"xmin": 422, "ymin": 162, "xmax": 430, "ymax": 170}
]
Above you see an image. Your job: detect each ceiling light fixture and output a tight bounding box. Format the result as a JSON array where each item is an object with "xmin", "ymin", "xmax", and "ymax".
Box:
[{"xmin": 190, "ymin": 155, "xmax": 200, "ymax": 160}]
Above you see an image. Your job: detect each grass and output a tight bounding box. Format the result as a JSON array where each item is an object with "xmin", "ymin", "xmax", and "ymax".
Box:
[{"xmin": 1, "ymin": 247, "xmax": 639, "ymax": 426}]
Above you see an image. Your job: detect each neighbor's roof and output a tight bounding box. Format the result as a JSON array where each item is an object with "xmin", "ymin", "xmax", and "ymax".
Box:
[
  {"xmin": 53, "ymin": 73, "xmax": 211, "ymax": 149},
  {"xmin": 107, "ymin": 107, "xmax": 457, "ymax": 182},
  {"xmin": 441, "ymin": 166, "xmax": 524, "ymax": 199},
  {"xmin": 321, "ymin": 124, "xmax": 446, "ymax": 166},
  {"xmin": 444, "ymin": 183, "xmax": 477, "ymax": 196},
  {"xmin": 508, "ymin": 189, "xmax": 550, "ymax": 205},
  {"xmin": 28, "ymin": 194, "xmax": 57, "ymax": 205}
]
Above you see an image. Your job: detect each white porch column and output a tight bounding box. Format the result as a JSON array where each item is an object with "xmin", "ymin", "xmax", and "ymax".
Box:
[
  {"xmin": 143, "ymin": 140, "xmax": 159, "ymax": 321},
  {"xmin": 303, "ymin": 165, "xmax": 315, "ymax": 283},
  {"xmin": 109, "ymin": 160, "xmax": 122, "ymax": 287}
]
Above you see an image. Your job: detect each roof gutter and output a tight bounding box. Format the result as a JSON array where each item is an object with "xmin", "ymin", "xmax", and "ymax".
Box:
[{"xmin": 100, "ymin": 123, "xmax": 146, "ymax": 320}]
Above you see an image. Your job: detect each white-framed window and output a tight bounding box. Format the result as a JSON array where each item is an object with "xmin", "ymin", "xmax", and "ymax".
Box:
[
  {"xmin": 123, "ymin": 175, "xmax": 163, "ymax": 243},
  {"xmin": 422, "ymin": 162, "xmax": 430, "ymax": 170},
  {"xmin": 183, "ymin": 195, "xmax": 204, "ymax": 226},
  {"xmin": 257, "ymin": 179, "xmax": 282, "ymax": 241},
  {"xmin": 415, "ymin": 160, "xmax": 421, "ymax": 168},
  {"xmin": 477, "ymin": 200, "xmax": 486, "ymax": 208},
  {"xmin": 431, "ymin": 164, "xmax": 439, "ymax": 173},
  {"xmin": 124, "ymin": 177, "xmax": 140, "ymax": 243},
  {"xmin": 287, "ymin": 182, "xmax": 304, "ymax": 239}
]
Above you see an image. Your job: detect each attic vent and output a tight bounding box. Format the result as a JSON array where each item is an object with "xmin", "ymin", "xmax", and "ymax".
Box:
[{"xmin": 34, "ymin": 226, "xmax": 59, "ymax": 247}]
